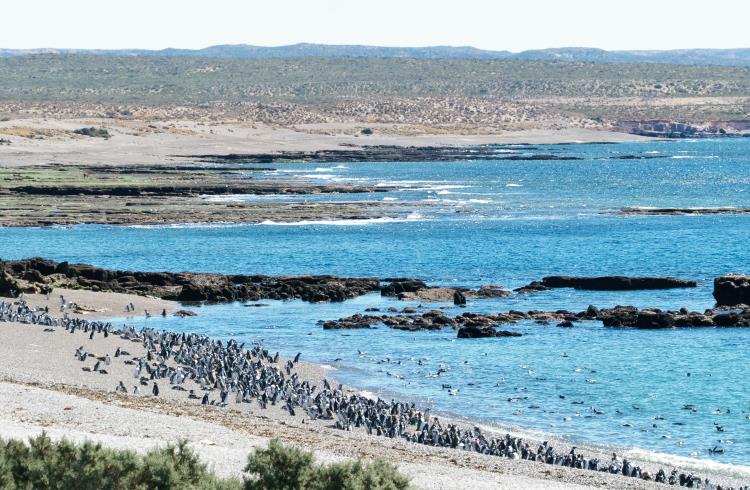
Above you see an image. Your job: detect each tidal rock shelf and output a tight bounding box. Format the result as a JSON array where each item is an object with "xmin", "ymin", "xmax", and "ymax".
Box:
[
  {"xmin": 176, "ymin": 145, "xmax": 586, "ymax": 164},
  {"xmin": 0, "ymin": 259, "xmax": 510, "ymax": 305},
  {"xmin": 619, "ymin": 207, "xmax": 750, "ymax": 216},
  {"xmin": 0, "ymin": 258, "xmax": 380, "ymax": 303}
]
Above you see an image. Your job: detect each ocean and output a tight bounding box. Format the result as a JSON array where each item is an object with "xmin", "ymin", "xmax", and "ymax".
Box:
[{"xmin": 1, "ymin": 138, "xmax": 749, "ymax": 464}]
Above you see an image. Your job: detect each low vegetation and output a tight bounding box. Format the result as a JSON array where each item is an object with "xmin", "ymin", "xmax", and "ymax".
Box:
[
  {"xmin": 73, "ymin": 127, "xmax": 111, "ymax": 138},
  {"xmin": 244, "ymin": 439, "xmax": 410, "ymax": 490},
  {"xmin": 0, "ymin": 435, "xmax": 410, "ymax": 490},
  {"xmin": 0, "ymin": 55, "xmax": 749, "ymax": 126}
]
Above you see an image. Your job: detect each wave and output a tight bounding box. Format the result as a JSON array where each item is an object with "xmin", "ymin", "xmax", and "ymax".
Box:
[
  {"xmin": 626, "ymin": 447, "xmax": 750, "ymax": 477},
  {"xmin": 671, "ymin": 155, "xmax": 719, "ymax": 159},
  {"xmin": 407, "ymin": 185, "xmax": 471, "ymax": 192},
  {"xmin": 257, "ymin": 212, "xmax": 424, "ymax": 226},
  {"xmin": 126, "ymin": 222, "xmax": 243, "ymax": 229},
  {"xmin": 505, "ymin": 183, "xmax": 523, "ymax": 187},
  {"xmin": 275, "ymin": 165, "xmax": 349, "ymax": 174}
]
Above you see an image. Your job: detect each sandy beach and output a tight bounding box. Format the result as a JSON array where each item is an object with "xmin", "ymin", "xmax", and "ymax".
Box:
[{"xmin": 1, "ymin": 288, "xmax": 748, "ymax": 489}]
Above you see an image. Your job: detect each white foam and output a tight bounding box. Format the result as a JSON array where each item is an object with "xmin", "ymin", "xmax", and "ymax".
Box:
[
  {"xmin": 257, "ymin": 212, "xmax": 424, "ymax": 226},
  {"xmin": 505, "ymin": 183, "xmax": 523, "ymax": 187},
  {"xmin": 626, "ymin": 447, "xmax": 750, "ymax": 477},
  {"xmin": 126, "ymin": 222, "xmax": 241, "ymax": 229},
  {"xmin": 297, "ymin": 173, "xmax": 338, "ymax": 179},
  {"xmin": 407, "ymin": 184, "xmax": 471, "ymax": 192}
]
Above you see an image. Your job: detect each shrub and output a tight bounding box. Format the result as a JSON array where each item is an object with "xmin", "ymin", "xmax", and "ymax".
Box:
[
  {"xmin": 0, "ymin": 434, "xmax": 241, "ymax": 490},
  {"xmin": 73, "ymin": 127, "xmax": 111, "ymax": 138},
  {"xmin": 0, "ymin": 435, "xmax": 409, "ymax": 490},
  {"xmin": 244, "ymin": 439, "xmax": 409, "ymax": 490}
]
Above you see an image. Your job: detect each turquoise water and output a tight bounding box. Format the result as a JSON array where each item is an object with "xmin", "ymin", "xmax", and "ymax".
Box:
[{"xmin": 1, "ymin": 138, "xmax": 750, "ymax": 464}]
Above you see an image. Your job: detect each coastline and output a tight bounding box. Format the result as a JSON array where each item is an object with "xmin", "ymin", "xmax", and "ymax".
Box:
[
  {"xmin": 1, "ymin": 288, "xmax": 748, "ymax": 489},
  {"xmin": 0, "ymin": 118, "xmax": 652, "ymax": 168}
]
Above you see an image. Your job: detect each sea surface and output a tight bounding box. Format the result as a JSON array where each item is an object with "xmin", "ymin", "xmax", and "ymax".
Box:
[{"xmin": 2, "ymin": 138, "xmax": 750, "ymax": 465}]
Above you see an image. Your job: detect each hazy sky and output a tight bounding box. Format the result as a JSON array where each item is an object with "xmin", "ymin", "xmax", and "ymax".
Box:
[{"xmin": 3, "ymin": 0, "xmax": 749, "ymax": 51}]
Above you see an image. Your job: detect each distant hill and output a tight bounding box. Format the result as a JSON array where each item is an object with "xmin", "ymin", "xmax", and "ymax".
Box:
[{"xmin": 1, "ymin": 44, "xmax": 750, "ymax": 66}]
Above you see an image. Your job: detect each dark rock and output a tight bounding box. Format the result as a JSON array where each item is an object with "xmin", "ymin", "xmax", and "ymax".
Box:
[
  {"xmin": 713, "ymin": 274, "xmax": 750, "ymax": 306},
  {"xmin": 597, "ymin": 306, "xmax": 639, "ymax": 327},
  {"xmin": 453, "ymin": 290, "xmax": 467, "ymax": 306},
  {"xmin": 540, "ymin": 276, "xmax": 697, "ymax": 291},
  {"xmin": 473, "ymin": 285, "xmax": 512, "ymax": 298},
  {"xmin": 174, "ymin": 310, "xmax": 198, "ymax": 317},
  {"xmin": 380, "ymin": 279, "xmax": 427, "ymax": 297},
  {"xmin": 457, "ymin": 325, "xmax": 522, "ymax": 338},
  {"xmin": 514, "ymin": 281, "xmax": 549, "ymax": 294},
  {"xmin": 557, "ymin": 320, "xmax": 574, "ymax": 328},
  {"xmin": 635, "ymin": 310, "xmax": 675, "ymax": 329},
  {"xmin": 0, "ymin": 258, "xmax": 380, "ymax": 304}
]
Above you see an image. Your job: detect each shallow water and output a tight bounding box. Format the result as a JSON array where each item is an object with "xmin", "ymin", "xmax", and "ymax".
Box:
[{"xmin": 2, "ymin": 138, "xmax": 750, "ymax": 464}]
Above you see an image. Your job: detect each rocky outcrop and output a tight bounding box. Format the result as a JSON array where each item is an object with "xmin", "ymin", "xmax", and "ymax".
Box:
[
  {"xmin": 322, "ymin": 304, "xmax": 750, "ymax": 333},
  {"xmin": 322, "ymin": 309, "xmax": 524, "ymax": 338},
  {"xmin": 457, "ymin": 325, "xmax": 522, "ymax": 338},
  {"xmin": 0, "ymin": 258, "xmax": 380, "ymax": 304},
  {"xmin": 381, "ymin": 280, "xmax": 510, "ymax": 302},
  {"xmin": 379, "ymin": 279, "xmax": 428, "ymax": 297},
  {"xmin": 0, "ymin": 258, "xmax": 515, "ymax": 306},
  {"xmin": 713, "ymin": 274, "xmax": 750, "ymax": 306},
  {"xmin": 516, "ymin": 276, "xmax": 697, "ymax": 292},
  {"xmin": 597, "ymin": 306, "xmax": 746, "ymax": 328}
]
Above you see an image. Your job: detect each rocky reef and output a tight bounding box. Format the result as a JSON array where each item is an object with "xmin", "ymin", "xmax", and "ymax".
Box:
[
  {"xmin": 515, "ymin": 275, "xmax": 697, "ymax": 293},
  {"xmin": 322, "ymin": 303, "xmax": 750, "ymax": 334},
  {"xmin": 0, "ymin": 258, "xmax": 508, "ymax": 305},
  {"xmin": 620, "ymin": 207, "xmax": 750, "ymax": 216},
  {"xmin": 0, "ymin": 258, "xmax": 380, "ymax": 303},
  {"xmin": 179, "ymin": 146, "xmax": 583, "ymax": 164}
]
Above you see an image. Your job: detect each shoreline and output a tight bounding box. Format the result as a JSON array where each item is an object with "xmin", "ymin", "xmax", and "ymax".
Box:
[
  {"xmin": 1, "ymin": 288, "xmax": 748, "ymax": 489},
  {"xmin": 0, "ymin": 118, "xmax": 654, "ymax": 168}
]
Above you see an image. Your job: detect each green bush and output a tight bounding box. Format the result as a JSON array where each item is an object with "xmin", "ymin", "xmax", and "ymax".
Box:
[
  {"xmin": 0, "ymin": 434, "xmax": 241, "ymax": 490},
  {"xmin": 0, "ymin": 435, "xmax": 409, "ymax": 490},
  {"xmin": 73, "ymin": 127, "xmax": 111, "ymax": 138},
  {"xmin": 244, "ymin": 439, "xmax": 409, "ymax": 490}
]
